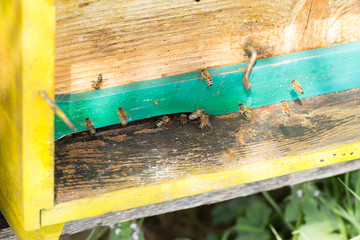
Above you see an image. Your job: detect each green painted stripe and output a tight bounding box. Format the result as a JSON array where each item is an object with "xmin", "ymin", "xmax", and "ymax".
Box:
[{"xmin": 55, "ymin": 41, "xmax": 360, "ymax": 139}]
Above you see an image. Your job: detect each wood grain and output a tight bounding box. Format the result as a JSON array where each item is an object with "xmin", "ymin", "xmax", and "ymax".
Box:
[
  {"xmin": 55, "ymin": 0, "xmax": 360, "ymax": 94},
  {"xmin": 55, "ymin": 88, "xmax": 360, "ymax": 203},
  {"xmin": 3, "ymin": 159, "xmax": 360, "ymax": 239}
]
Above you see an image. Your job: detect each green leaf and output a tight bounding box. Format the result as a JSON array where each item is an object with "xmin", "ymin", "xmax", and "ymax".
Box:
[
  {"xmin": 245, "ymin": 200, "xmax": 271, "ymax": 228},
  {"xmin": 297, "ymin": 221, "xmax": 343, "ymax": 240},
  {"xmin": 108, "ymin": 220, "xmax": 144, "ymax": 240},
  {"xmin": 285, "ymin": 199, "xmax": 301, "ymax": 223},
  {"xmin": 211, "ymin": 202, "xmax": 237, "ymax": 225},
  {"xmin": 234, "ymin": 231, "xmax": 271, "ymax": 240}
]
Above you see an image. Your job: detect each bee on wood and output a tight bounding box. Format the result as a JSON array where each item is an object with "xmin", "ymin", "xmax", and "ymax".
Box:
[
  {"xmin": 84, "ymin": 118, "xmax": 96, "ymax": 135},
  {"xmin": 188, "ymin": 106, "xmax": 205, "ymax": 120},
  {"xmin": 291, "ymin": 80, "xmax": 304, "ymax": 94},
  {"xmin": 238, "ymin": 103, "xmax": 251, "ymax": 120},
  {"xmin": 235, "ymin": 129, "xmax": 245, "ymax": 147},
  {"xmin": 156, "ymin": 115, "xmax": 170, "ymax": 128},
  {"xmin": 223, "ymin": 148, "xmax": 236, "ymax": 159},
  {"xmin": 92, "ymin": 74, "xmax": 103, "ymax": 90},
  {"xmin": 281, "ymin": 100, "xmax": 291, "ymax": 116},
  {"xmin": 199, "ymin": 113, "xmax": 212, "ymax": 129},
  {"xmin": 200, "ymin": 69, "xmax": 213, "ymax": 87},
  {"xmin": 179, "ymin": 114, "xmax": 189, "ymax": 125},
  {"xmin": 117, "ymin": 107, "xmax": 128, "ymax": 126}
]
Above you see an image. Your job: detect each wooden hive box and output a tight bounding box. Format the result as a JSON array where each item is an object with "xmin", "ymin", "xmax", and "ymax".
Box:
[{"xmin": 1, "ymin": 0, "xmax": 360, "ymax": 239}]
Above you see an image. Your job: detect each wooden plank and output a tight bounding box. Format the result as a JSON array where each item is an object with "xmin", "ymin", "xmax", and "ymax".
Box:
[
  {"xmin": 1, "ymin": 159, "xmax": 359, "ymax": 238},
  {"xmin": 0, "ymin": 0, "xmax": 55, "ymax": 235},
  {"xmin": 54, "ymin": 88, "xmax": 360, "ymax": 203},
  {"xmin": 54, "ymin": 41, "xmax": 360, "ymax": 139},
  {"xmin": 55, "ymin": 0, "xmax": 360, "ymax": 94},
  {"xmin": 59, "ymin": 159, "xmax": 360, "ymax": 235},
  {"xmin": 41, "ymin": 88, "xmax": 359, "ymax": 226}
]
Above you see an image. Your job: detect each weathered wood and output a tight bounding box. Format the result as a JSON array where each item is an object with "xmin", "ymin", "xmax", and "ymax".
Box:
[
  {"xmin": 55, "ymin": 0, "xmax": 360, "ymax": 94},
  {"xmin": 3, "ymin": 159, "xmax": 360, "ymax": 239},
  {"xmin": 55, "ymin": 88, "xmax": 360, "ymax": 203}
]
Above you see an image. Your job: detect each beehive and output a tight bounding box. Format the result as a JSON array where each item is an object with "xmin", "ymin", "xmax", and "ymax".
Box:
[{"xmin": 1, "ymin": 0, "xmax": 360, "ymax": 239}]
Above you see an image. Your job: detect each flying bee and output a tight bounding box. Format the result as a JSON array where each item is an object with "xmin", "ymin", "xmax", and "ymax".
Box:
[
  {"xmin": 117, "ymin": 107, "xmax": 128, "ymax": 126},
  {"xmin": 291, "ymin": 80, "xmax": 304, "ymax": 94},
  {"xmin": 199, "ymin": 113, "xmax": 212, "ymax": 129},
  {"xmin": 179, "ymin": 114, "xmax": 189, "ymax": 125},
  {"xmin": 200, "ymin": 69, "xmax": 213, "ymax": 87},
  {"xmin": 188, "ymin": 106, "xmax": 205, "ymax": 120},
  {"xmin": 156, "ymin": 115, "xmax": 170, "ymax": 128},
  {"xmin": 238, "ymin": 103, "xmax": 251, "ymax": 120},
  {"xmin": 281, "ymin": 100, "xmax": 291, "ymax": 116},
  {"xmin": 235, "ymin": 129, "xmax": 245, "ymax": 147},
  {"xmin": 84, "ymin": 118, "xmax": 96, "ymax": 135},
  {"xmin": 92, "ymin": 74, "xmax": 103, "ymax": 90}
]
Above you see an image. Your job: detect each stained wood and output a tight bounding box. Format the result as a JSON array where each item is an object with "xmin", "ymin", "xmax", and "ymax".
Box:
[
  {"xmin": 55, "ymin": 88, "xmax": 360, "ymax": 203},
  {"xmin": 2, "ymin": 159, "xmax": 360, "ymax": 239},
  {"xmin": 55, "ymin": 0, "xmax": 360, "ymax": 94}
]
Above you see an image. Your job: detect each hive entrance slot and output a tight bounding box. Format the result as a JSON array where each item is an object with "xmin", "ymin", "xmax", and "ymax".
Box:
[{"xmin": 54, "ymin": 88, "xmax": 360, "ymax": 203}]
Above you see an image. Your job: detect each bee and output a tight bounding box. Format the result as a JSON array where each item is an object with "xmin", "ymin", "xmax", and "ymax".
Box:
[
  {"xmin": 200, "ymin": 69, "xmax": 213, "ymax": 87},
  {"xmin": 39, "ymin": 90, "xmax": 77, "ymax": 131},
  {"xmin": 156, "ymin": 115, "xmax": 170, "ymax": 128},
  {"xmin": 199, "ymin": 113, "xmax": 212, "ymax": 129},
  {"xmin": 291, "ymin": 80, "xmax": 304, "ymax": 94},
  {"xmin": 235, "ymin": 129, "xmax": 245, "ymax": 147},
  {"xmin": 238, "ymin": 103, "xmax": 251, "ymax": 120},
  {"xmin": 281, "ymin": 100, "xmax": 291, "ymax": 116},
  {"xmin": 84, "ymin": 118, "xmax": 96, "ymax": 135},
  {"xmin": 92, "ymin": 74, "xmax": 103, "ymax": 90},
  {"xmin": 223, "ymin": 148, "xmax": 236, "ymax": 159},
  {"xmin": 188, "ymin": 106, "xmax": 205, "ymax": 120},
  {"xmin": 179, "ymin": 114, "xmax": 188, "ymax": 125},
  {"xmin": 117, "ymin": 107, "xmax": 128, "ymax": 126},
  {"xmin": 154, "ymin": 100, "xmax": 159, "ymax": 106}
]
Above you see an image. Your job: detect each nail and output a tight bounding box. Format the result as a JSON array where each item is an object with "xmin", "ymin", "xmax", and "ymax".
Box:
[
  {"xmin": 39, "ymin": 90, "xmax": 77, "ymax": 131},
  {"xmin": 242, "ymin": 44, "xmax": 257, "ymax": 90}
]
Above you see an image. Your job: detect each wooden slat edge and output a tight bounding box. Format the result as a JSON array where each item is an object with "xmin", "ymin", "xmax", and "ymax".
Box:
[{"xmin": 41, "ymin": 142, "xmax": 360, "ymax": 226}]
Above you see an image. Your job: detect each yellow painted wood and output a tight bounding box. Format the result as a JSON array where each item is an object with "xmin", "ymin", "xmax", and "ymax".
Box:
[
  {"xmin": 22, "ymin": 223, "xmax": 64, "ymax": 240},
  {"xmin": 0, "ymin": 0, "xmax": 55, "ymax": 235},
  {"xmin": 41, "ymin": 141, "xmax": 360, "ymax": 226}
]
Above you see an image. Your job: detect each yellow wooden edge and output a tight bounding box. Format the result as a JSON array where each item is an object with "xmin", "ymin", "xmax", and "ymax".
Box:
[
  {"xmin": 0, "ymin": 193, "xmax": 63, "ymax": 240},
  {"xmin": 0, "ymin": 0, "xmax": 55, "ymax": 234},
  {"xmin": 41, "ymin": 141, "xmax": 360, "ymax": 226},
  {"xmin": 21, "ymin": 0, "xmax": 56, "ymax": 231},
  {"xmin": 0, "ymin": 0, "xmax": 24, "ymax": 236}
]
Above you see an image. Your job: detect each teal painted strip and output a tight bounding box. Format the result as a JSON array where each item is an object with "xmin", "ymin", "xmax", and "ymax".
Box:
[{"xmin": 55, "ymin": 41, "xmax": 360, "ymax": 139}]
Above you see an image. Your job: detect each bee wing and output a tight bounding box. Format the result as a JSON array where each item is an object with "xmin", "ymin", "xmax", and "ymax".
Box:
[
  {"xmin": 245, "ymin": 97, "xmax": 253, "ymax": 108},
  {"xmin": 188, "ymin": 112, "xmax": 198, "ymax": 120}
]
